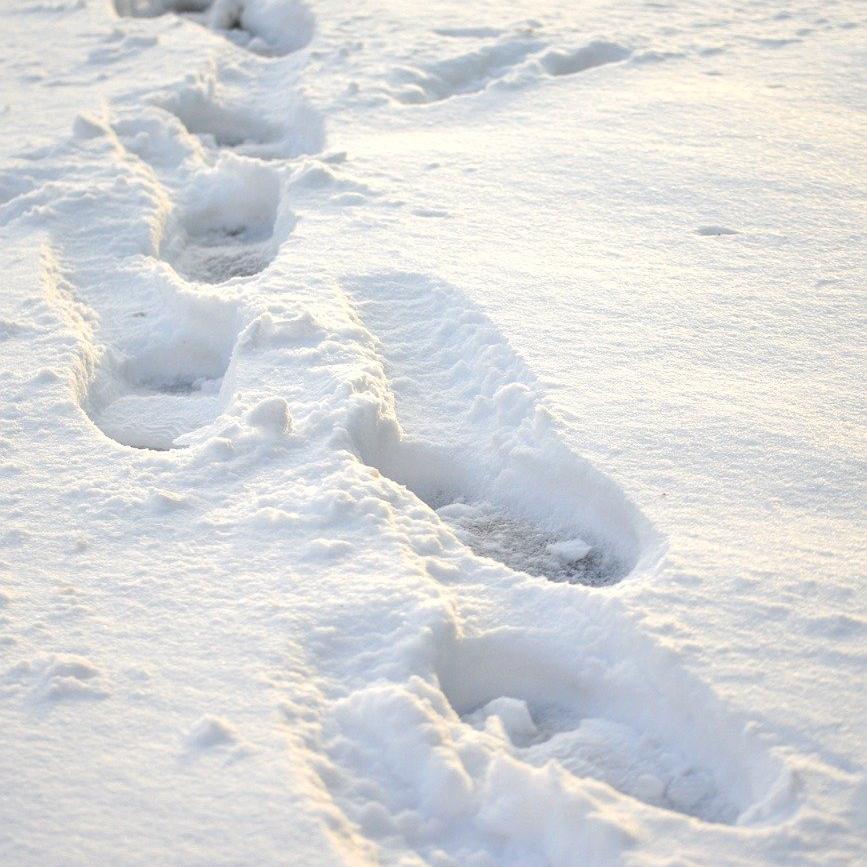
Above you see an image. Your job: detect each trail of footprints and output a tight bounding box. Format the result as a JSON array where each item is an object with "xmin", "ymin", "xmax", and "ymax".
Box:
[
  {"xmin": 384, "ymin": 5, "xmax": 853, "ymax": 106},
  {"xmin": 51, "ymin": 9, "xmax": 796, "ymax": 844},
  {"xmin": 81, "ymin": 3, "xmax": 331, "ymax": 452},
  {"xmin": 81, "ymin": 156, "xmax": 280, "ymax": 447},
  {"xmin": 81, "ymin": 88, "xmax": 294, "ymax": 449}
]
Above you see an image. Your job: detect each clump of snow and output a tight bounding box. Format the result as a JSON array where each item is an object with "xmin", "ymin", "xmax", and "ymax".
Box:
[
  {"xmin": 0, "ymin": 0, "xmax": 862, "ymax": 864},
  {"xmin": 216, "ymin": 0, "xmax": 315, "ymax": 55},
  {"xmin": 477, "ymin": 755, "xmax": 634, "ymax": 867},
  {"xmin": 247, "ymin": 396, "xmax": 291, "ymax": 434},
  {"xmin": 186, "ymin": 715, "xmax": 237, "ymax": 750},
  {"xmin": 466, "ymin": 696, "xmax": 538, "ymax": 742},
  {"xmin": 547, "ymin": 537, "xmax": 593, "ymax": 562}
]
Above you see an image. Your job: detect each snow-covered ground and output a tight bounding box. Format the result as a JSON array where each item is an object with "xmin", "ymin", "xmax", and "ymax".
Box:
[{"xmin": 1, "ymin": 1, "xmax": 865, "ymax": 864}]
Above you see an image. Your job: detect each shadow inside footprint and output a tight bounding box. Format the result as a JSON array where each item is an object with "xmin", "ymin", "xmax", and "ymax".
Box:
[
  {"xmin": 161, "ymin": 158, "xmax": 284, "ymax": 284},
  {"xmin": 437, "ymin": 631, "xmax": 795, "ymax": 825},
  {"xmin": 92, "ymin": 374, "xmax": 223, "ymax": 450},
  {"xmin": 435, "ymin": 501, "xmax": 621, "ymax": 586},
  {"xmin": 170, "ymin": 223, "xmax": 275, "ymax": 284},
  {"xmin": 163, "ymin": 94, "xmax": 283, "ymax": 150},
  {"xmin": 347, "ymin": 273, "xmax": 654, "ymax": 587},
  {"xmin": 155, "ymin": 85, "xmax": 325, "ymax": 159},
  {"xmin": 359, "ymin": 426, "xmax": 635, "ymax": 587}
]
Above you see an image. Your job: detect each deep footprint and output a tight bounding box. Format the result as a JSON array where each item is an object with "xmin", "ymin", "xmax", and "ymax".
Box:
[
  {"xmin": 169, "ymin": 224, "xmax": 275, "ymax": 284},
  {"xmin": 91, "ymin": 372, "xmax": 224, "ymax": 450},
  {"xmin": 437, "ymin": 632, "xmax": 794, "ymax": 825}
]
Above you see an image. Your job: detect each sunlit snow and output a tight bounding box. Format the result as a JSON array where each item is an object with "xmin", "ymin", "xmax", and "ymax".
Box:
[{"xmin": 1, "ymin": 1, "xmax": 864, "ymax": 865}]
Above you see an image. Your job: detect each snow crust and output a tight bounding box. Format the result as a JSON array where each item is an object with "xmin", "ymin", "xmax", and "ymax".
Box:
[{"xmin": 0, "ymin": 0, "xmax": 864, "ymax": 865}]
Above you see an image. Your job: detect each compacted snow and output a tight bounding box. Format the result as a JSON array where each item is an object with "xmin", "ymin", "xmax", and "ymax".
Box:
[{"xmin": 0, "ymin": 1, "xmax": 865, "ymax": 865}]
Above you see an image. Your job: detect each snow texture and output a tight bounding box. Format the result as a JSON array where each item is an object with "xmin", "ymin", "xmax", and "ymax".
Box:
[{"xmin": 0, "ymin": 0, "xmax": 864, "ymax": 865}]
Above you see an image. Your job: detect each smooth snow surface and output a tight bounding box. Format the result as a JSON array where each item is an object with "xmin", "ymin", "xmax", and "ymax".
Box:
[{"xmin": 1, "ymin": 1, "xmax": 865, "ymax": 865}]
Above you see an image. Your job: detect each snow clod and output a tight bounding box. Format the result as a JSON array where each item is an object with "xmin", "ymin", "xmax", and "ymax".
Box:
[{"xmin": 247, "ymin": 396, "xmax": 291, "ymax": 435}]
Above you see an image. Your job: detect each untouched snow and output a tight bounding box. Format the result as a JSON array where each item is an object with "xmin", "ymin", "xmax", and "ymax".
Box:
[{"xmin": 0, "ymin": 1, "xmax": 865, "ymax": 865}]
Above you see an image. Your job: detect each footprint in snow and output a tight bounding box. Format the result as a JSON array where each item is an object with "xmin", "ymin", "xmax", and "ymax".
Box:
[
  {"xmin": 345, "ymin": 272, "xmax": 656, "ymax": 587},
  {"xmin": 113, "ymin": 0, "xmax": 315, "ymax": 57},
  {"xmin": 159, "ymin": 158, "xmax": 284, "ymax": 284},
  {"xmin": 90, "ymin": 367, "xmax": 227, "ymax": 451},
  {"xmin": 388, "ymin": 36, "xmax": 632, "ymax": 104},
  {"xmin": 437, "ymin": 630, "xmax": 796, "ymax": 824},
  {"xmin": 78, "ymin": 272, "xmax": 242, "ymax": 451},
  {"xmin": 153, "ymin": 79, "xmax": 325, "ymax": 160},
  {"xmin": 389, "ymin": 35, "xmax": 546, "ymax": 104}
]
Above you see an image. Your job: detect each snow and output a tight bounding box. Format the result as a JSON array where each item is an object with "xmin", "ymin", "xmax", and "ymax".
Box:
[{"xmin": 1, "ymin": 0, "xmax": 865, "ymax": 865}]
